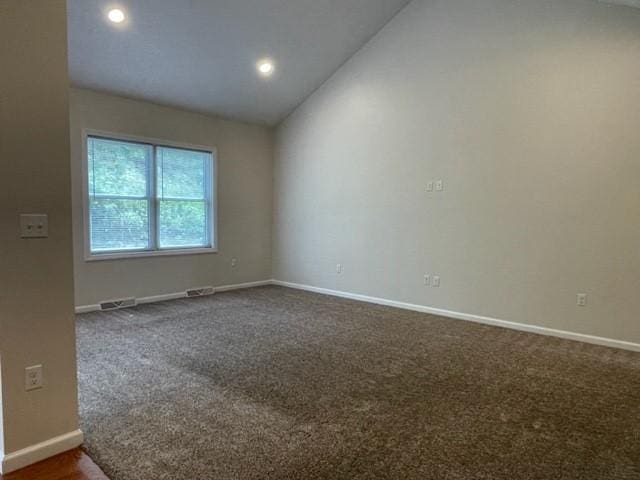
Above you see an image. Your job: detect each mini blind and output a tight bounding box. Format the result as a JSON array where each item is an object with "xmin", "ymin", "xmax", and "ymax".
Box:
[
  {"xmin": 157, "ymin": 146, "xmax": 211, "ymax": 248},
  {"xmin": 87, "ymin": 135, "xmax": 214, "ymax": 256},
  {"xmin": 88, "ymin": 137, "xmax": 152, "ymax": 252}
]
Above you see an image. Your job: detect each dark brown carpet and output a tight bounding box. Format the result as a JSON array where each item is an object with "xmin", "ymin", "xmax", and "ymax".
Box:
[{"xmin": 76, "ymin": 286, "xmax": 640, "ymax": 480}]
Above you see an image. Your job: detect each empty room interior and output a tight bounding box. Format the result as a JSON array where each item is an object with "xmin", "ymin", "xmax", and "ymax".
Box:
[{"xmin": 1, "ymin": 0, "xmax": 640, "ymax": 478}]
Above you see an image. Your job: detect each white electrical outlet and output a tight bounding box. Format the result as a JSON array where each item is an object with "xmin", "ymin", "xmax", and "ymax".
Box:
[
  {"xmin": 433, "ymin": 276, "xmax": 441, "ymax": 288},
  {"xmin": 577, "ymin": 294, "xmax": 587, "ymax": 307},
  {"xmin": 426, "ymin": 182, "xmax": 434, "ymax": 192},
  {"xmin": 435, "ymin": 180, "xmax": 444, "ymax": 192},
  {"xmin": 336, "ymin": 264, "xmax": 343, "ymax": 274},
  {"xmin": 25, "ymin": 365, "xmax": 43, "ymax": 391},
  {"xmin": 231, "ymin": 258, "xmax": 237, "ymax": 267},
  {"xmin": 424, "ymin": 275, "xmax": 430, "ymax": 286}
]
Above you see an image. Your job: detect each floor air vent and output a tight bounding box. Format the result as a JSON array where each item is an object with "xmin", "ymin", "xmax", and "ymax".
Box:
[
  {"xmin": 186, "ymin": 286, "xmax": 215, "ymax": 298},
  {"xmin": 99, "ymin": 297, "xmax": 137, "ymax": 311}
]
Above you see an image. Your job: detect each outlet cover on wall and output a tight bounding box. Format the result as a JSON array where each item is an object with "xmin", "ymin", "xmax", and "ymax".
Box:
[
  {"xmin": 424, "ymin": 274, "xmax": 430, "ymax": 286},
  {"xmin": 25, "ymin": 365, "xmax": 43, "ymax": 391},
  {"xmin": 435, "ymin": 180, "xmax": 444, "ymax": 192},
  {"xmin": 432, "ymin": 276, "xmax": 441, "ymax": 288},
  {"xmin": 336, "ymin": 264, "xmax": 343, "ymax": 274},
  {"xmin": 577, "ymin": 294, "xmax": 587, "ymax": 307}
]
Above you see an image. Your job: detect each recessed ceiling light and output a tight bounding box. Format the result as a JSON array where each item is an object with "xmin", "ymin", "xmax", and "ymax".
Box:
[
  {"xmin": 108, "ymin": 8, "xmax": 125, "ymax": 23},
  {"xmin": 257, "ymin": 59, "xmax": 275, "ymax": 77}
]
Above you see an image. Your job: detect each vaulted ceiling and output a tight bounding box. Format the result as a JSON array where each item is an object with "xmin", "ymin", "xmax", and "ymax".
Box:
[{"xmin": 67, "ymin": 0, "xmax": 412, "ymax": 125}]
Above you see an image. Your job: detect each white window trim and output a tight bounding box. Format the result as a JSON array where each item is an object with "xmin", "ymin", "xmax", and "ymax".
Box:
[{"xmin": 82, "ymin": 128, "xmax": 218, "ymax": 262}]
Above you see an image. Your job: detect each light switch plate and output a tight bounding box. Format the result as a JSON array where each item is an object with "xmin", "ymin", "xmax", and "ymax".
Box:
[
  {"xmin": 426, "ymin": 182, "xmax": 434, "ymax": 192},
  {"xmin": 20, "ymin": 214, "xmax": 48, "ymax": 238},
  {"xmin": 435, "ymin": 180, "xmax": 444, "ymax": 192}
]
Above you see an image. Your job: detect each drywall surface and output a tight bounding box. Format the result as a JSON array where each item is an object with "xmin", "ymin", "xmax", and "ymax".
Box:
[
  {"xmin": 0, "ymin": 359, "xmax": 3, "ymax": 458},
  {"xmin": 274, "ymin": 0, "xmax": 640, "ymax": 343},
  {"xmin": 70, "ymin": 89, "xmax": 273, "ymax": 306},
  {"xmin": 0, "ymin": 0, "xmax": 80, "ymax": 453}
]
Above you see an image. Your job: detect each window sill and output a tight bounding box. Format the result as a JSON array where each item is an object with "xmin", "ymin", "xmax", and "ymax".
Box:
[{"xmin": 85, "ymin": 247, "xmax": 218, "ymax": 262}]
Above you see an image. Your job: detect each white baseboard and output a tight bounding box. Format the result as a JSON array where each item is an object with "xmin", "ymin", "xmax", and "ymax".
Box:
[
  {"xmin": 272, "ymin": 280, "xmax": 640, "ymax": 353},
  {"xmin": 75, "ymin": 277, "xmax": 640, "ymax": 352},
  {"xmin": 214, "ymin": 279, "xmax": 273, "ymax": 293},
  {"xmin": 75, "ymin": 279, "xmax": 273, "ymax": 314},
  {"xmin": 0, "ymin": 429, "xmax": 83, "ymax": 474},
  {"xmin": 75, "ymin": 304, "xmax": 101, "ymax": 314}
]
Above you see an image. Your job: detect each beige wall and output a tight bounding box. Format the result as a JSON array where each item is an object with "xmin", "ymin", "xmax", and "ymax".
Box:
[
  {"xmin": 0, "ymin": 0, "xmax": 80, "ymax": 455},
  {"xmin": 274, "ymin": 0, "xmax": 640, "ymax": 344},
  {"xmin": 70, "ymin": 89, "xmax": 274, "ymax": 307}
]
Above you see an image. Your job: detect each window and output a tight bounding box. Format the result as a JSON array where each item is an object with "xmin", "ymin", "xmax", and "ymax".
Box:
[{"xmin": 85, "ymin": 133, "xmax": 215, "ymax": 259}]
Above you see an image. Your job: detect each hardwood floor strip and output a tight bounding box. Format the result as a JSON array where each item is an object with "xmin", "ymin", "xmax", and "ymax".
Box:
[{"xmin": 0, "ymin": 449, "xmax": 108, "ymax": 480}]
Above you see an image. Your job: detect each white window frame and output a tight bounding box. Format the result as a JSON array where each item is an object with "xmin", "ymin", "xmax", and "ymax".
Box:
[{"xmin": 82, "ymin": 129, "xmax": 218, "ymax": 261}]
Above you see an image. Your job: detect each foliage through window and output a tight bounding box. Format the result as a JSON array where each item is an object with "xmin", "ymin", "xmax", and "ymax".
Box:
[{"xmin": 87, "ymin": 135, "xmax": 214, "ymax": 256}]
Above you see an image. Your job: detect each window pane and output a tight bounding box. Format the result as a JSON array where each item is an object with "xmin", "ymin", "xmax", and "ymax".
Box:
[
  {"xmin": 158, "ymin": 200, "xmax": 208, "ymax": 248},
  {"xmin": 88, "ymin": 137, "xmax": 150, "ymax": 197},
  {"xmin": 157, "ymin": 147, "xmax": 208, "ymax": 200},
  {"xmin": 90, "ymin": 198, "xmax": 150, "ymax": 252}
]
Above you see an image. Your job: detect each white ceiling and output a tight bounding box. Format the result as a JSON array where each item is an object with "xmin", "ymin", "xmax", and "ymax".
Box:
[{"xmin": 67, "ymin": 0, "xmax": 412, "ymax": 126}]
